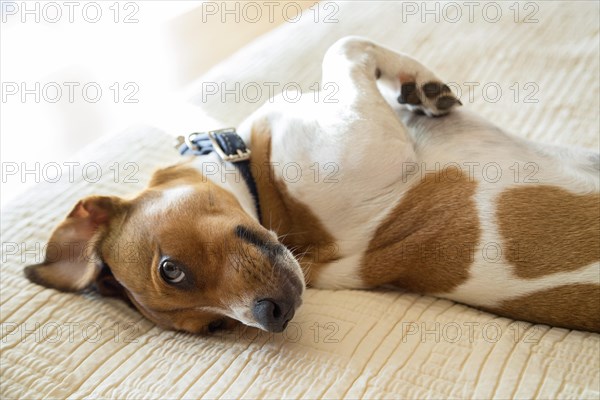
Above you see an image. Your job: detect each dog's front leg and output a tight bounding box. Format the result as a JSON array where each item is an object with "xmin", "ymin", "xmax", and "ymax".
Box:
[
  {"xmin": 305, "ymin": 37, "xmax": 463, "ymax": 289},
  {"xmin": 322, "ymin": 36, "xmax": 461, "ymax": 118},
  {"xmin": 316, "ymin": 36, "xmax": 462, "ymax": 184}
]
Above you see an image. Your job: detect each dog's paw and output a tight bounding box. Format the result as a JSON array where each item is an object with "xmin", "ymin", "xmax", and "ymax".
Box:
[{"xmin": 398, "ymin": 79, "xmax": 461, "ymax": 117}]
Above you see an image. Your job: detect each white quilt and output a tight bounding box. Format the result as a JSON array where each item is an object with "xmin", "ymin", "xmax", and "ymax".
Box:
[{"xmin": 1, "ymin": 2, "xmax": 599, "ymax": 399}]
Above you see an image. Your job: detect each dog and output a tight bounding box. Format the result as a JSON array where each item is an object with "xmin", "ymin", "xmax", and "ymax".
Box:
[{"xmin": 25, "ymin": 37, "xmax": 600, "ymax": 334}]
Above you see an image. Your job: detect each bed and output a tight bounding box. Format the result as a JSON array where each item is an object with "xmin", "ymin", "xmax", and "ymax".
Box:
[{"xmin": 2, "ymin": 2, "xmax": 599, "ymax": 398}]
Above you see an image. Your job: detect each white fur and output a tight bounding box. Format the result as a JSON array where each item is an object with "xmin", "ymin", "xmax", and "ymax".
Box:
[
  {"xmin": 314, "ymin": 253, "xmax": 368, "ymax": 289},
  {"xmin": 196, "ymin": 302, "xmax": 264, "ymax": 329},
  {"xmin": 189, "ymin": 152, "xmax": 260, "ymax": 221},
  {"xmin": 201, "ymin": 37, "xmax": 600, "ymax": 310},
  {"xmin": 145, "ymin": 185, "xmax": 195, "ymax": 216}
]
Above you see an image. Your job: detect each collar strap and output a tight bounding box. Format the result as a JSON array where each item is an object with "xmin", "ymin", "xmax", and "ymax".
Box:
[{"xmin": 176, "ymin": 128, "xmax": 262, "ymax": 223}]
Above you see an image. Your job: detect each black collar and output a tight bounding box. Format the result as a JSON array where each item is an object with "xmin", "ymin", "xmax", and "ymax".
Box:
[{"xmin": 176, "ymin": 128, "xmax": 262, "ymax": 223}]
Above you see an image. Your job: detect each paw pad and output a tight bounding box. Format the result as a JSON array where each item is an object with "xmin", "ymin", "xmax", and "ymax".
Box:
[
  {"xmin": 398, "ymin": 80, "xmax": 461, "ymax": 116},
  {"xmin": 422, "ymin": 82, "xmax": 451, "ymax": 98},
  {"xmin": 436, "ymin": 95, "xmax": 461, "ymax": 110},
  {"xmin": 398, "ymin": 82, "xmax": 421, "ymax": 105}
]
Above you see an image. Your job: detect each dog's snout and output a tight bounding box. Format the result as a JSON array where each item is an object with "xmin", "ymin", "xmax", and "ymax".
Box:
[{"xmin": 253, "ymin": 298, "xmax": 294, "ymax": 332}]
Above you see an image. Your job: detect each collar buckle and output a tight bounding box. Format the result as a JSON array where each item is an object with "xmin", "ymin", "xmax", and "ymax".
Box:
[
  {"xmin": 207, "ymin": 129, "xmax": 251, "ymax": 163},
  {"xmin": 176, "ymin": 127, "xmax": 261, "ymax": 223}
]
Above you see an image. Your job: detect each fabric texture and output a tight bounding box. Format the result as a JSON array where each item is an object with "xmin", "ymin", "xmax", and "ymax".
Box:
[{"xmin": 2, "ymin": 2, "xmax": 599, "ymax": 399}]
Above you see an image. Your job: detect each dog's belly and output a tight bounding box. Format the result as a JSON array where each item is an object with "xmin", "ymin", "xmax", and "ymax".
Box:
[
  {"xmin": 307, "ymin": 124, "xmax": 600, "ymax": 331},
  {"xmin": 312, "ymin": 176, "xmax": 600, "ymax": 331}
]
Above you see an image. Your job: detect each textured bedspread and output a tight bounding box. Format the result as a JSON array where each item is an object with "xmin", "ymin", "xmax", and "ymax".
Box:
[{"xmin": 2, "ymin": 1, "xmax": 599, "ymax": 399}]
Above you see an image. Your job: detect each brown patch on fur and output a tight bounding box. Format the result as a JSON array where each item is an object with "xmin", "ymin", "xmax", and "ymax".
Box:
[
  {"xmin": 488, "ymin": 284, "xmax": 600, "ymax": 332},
  {"xmin": 148, "ymin": 161, "xmax": 202, "ymax": 187},
  {"xmin": 398, "ymin": 73, "xmax": 414, "ymax": 83},
  {"xmin": 497, "ymin": 185, "xmax": 600, "ymax": 278},
  {"xmin": 361, "ymin": 167, "xmax": 480, "ymax": 293},
  {"xmin": 250, "ymin": 119, "xmax": 339, "ymax": 284}
]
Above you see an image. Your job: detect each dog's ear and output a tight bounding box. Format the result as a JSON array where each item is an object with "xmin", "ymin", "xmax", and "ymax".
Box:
[
  {"xmin": 24, "ymin": 196, "xmax": 127, "ymax": 292},
  {"xmin": 94, "ymin": 262, "xmax": 130, "ymax": 302}
]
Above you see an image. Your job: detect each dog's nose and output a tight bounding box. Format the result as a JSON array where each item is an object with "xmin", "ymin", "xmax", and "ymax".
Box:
[{"xmin": 252, "ymin": 298, "xmax": 294, "ymax": 332}]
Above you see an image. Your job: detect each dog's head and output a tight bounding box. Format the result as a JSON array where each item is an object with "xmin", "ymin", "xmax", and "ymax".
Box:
[{"xmin": 24, "ymin": 165, "xmax": 305, "ymax": 333}]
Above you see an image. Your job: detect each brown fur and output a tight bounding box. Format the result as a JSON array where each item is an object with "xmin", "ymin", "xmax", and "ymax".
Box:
[
  {"xmin": 361, "ymin": 167, "xmax": 480, "ymax": 293},
  {"xmin": 148, "ymin": 162, "xmax": 204, "ymax": 187},
  {"xmin": 497, "ymin": 185, "xmax": 600, "ymax": 278},
  {"xmin": 250, "ymin": 119, "xmax": 340, "ymax": 284},
  {"xmin": 488, "ymin": 284, "xmax": 600, "ymax": 332},
  {"xmin": 25, "ymin": 165, "xmax": 300, "ymax": 333},
  {"xmin": 24, "ymin": 196, "xmax": 126, "ymax": 292}
]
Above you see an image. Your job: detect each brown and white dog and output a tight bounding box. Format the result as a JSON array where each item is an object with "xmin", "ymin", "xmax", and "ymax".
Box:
[{"xmin": 25, "ymin": 37, "xmax": 600, "ymax": 334}]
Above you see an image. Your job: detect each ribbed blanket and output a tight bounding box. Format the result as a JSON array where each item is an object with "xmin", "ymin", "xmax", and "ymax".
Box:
[{"xmin": 2, "ymin": 2, "xmax": 598, "ymax": 398}]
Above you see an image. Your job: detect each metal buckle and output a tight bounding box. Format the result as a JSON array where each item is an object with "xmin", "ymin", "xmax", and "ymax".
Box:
[
  {"xmin": 184, "ymin": 132, "xmax": 201, "ymax": 152},
  {"xmin": 173, "ymin": 133, "xmax": 201, "ymax": 151},
  {"xmin": 207, "ymin": 128, "xmax": 251, "ymax": 163}
]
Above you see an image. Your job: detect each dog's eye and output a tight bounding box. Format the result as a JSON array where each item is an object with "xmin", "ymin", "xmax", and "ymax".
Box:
[
  {"xmin": 159, "ymin": 259, "xmax": 185, "ymax": 284},
  {"xmin": 208, "ymin": 319, "xmax": 225, "ymax": 333}
]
